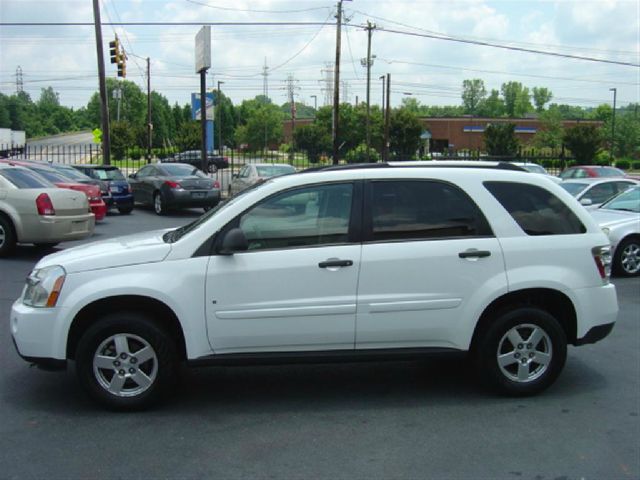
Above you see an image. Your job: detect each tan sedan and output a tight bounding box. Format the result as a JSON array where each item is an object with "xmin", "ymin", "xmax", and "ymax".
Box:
[{"xmin": 0, "ymin": 164, "xmax": 95, "ymax": 256}]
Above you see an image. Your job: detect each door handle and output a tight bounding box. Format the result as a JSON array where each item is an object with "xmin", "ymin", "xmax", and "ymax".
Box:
[
  {"xmin": 318, "ymin": 259, "xmax": 353, "ymax": 268},
  {"xmin": 458, "ymin": 249, "xmax": 491, "ymax": 259}
]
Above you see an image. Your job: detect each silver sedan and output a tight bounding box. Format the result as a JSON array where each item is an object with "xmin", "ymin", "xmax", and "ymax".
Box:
[{"xmin": 589, "ymin": 185, "xmax": 640, "ymax": 276}]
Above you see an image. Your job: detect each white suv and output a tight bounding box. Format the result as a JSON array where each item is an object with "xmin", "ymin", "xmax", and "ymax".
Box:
[{"xmin": 10, "ymin": 163, "xmax": 618, "ymax": 409}]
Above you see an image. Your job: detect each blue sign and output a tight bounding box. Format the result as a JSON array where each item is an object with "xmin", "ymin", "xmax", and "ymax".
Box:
[{"xmin": 191, "ymin": 92, "xmax": 216, "ymax": 152}]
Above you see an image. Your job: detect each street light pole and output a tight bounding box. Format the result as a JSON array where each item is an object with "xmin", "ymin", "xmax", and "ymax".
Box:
[
  {"xmin": 610, "ymin": 88, "xmax": 617, "ymax": 163},
  {"xmin": 379, "ymin": 75, "xmax": 385, "ymax": 124},
  {"xmin": 217, "ymin": 80, "xmax": 225, "ymax": 155},
  {"xmin": 311, "ymin": 95, "xmax": 317, "ymax": 113}
]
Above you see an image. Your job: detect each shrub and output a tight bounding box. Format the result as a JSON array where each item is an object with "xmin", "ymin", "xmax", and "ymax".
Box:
[
  {"xmin": 632, "ymin": 161, "xmax": 640, "ymax": 170},
  {"xmin": 615, "ymin": 159, "xmax": 631, "ymax": 170},
  {"xmin": 345, "ymin": 143, "xmax": 380, "ymax": 164}
]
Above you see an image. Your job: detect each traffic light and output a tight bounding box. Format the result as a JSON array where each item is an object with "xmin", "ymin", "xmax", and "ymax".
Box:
[
  {"xmin": 117, "ymin": 61, "xmax": 126, "ymax": 78},
  {"xmin": 109, "ymin": 38, "xmax": 120, "ymax": 64}
]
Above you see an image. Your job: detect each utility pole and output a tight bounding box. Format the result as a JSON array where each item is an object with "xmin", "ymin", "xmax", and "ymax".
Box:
[
  {"xmin": 384, "ymin": 73, "xmax": 391, "ymax": 162},
  {"xmin": 610, "ymin": 87, "xmax": 617, "ymax": 162},
  {"xmin": 92, "ymin": 0, "xmax": 110, "ymax": 165},
  {"xmin": 217, "ymin": 80, "xmax": 225, "ymax": 154},
  {"xmin": 262, "ymin": 58, "xmax": 269, "ymax": 154},
  {"xmin": 286, "ymin": 74, "xmax": 298, "ymax": 142},
  {"xmin": 332, "ymin": 1, "xmax": 343, "ymax": 165},
  {"xmin": 15, "ymin": 66, "xmax": 23, "ymax": 93},
  {"xmin": 147, "ymin": 57, "xmax": 152, "ymax": 163},
  {"xmin": 311, "ymin": 95, "xmax": 317, "ymax": 113},
  {"xmin": 363, "ymin": 21, "xmax": 375, "ymax": 162},
  {"xmin": 379, "ymin": 74, "xmax": 385, "ymax": 126}
]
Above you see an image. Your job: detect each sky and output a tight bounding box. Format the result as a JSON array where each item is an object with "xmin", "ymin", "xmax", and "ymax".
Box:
[{"xmin": 0, "ymin": 0, "xmax": 638, "ymax": 112}]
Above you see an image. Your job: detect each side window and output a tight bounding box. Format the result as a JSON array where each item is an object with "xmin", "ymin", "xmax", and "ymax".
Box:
[
  {"xmin": 585, "ymin": 183, "xmax": 616, "ymax": 204},
  {"xmin": 615, "ymin": 182, "xmax": 634, "ymax": 194},
  {"xmin": 239, "ymin": 166, "xmax": 251, "ymax": 178},
  {"xmin": 136, "ymin": 166, "xmax": 152, "ymax": 178},
  {"xmin": 238, "ymin": 183, "xmax": 354, "ymax": 251},
  {"xmin": 574, "ymin": 169, "xmax": 588, "ymax": 179},
  {"xmin": 485, "ymin": 182, "xmax": 586, "ymax": 236},
  {"xmin": 368, "ymin": 180, "xmax": 492, "ymax": 242}
]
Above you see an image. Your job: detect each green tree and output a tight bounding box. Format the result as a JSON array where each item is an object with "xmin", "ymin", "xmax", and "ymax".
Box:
[
  {"xmin": 110, "ymin": 121, "xmax": 136, "ymax": 160},
  {"xmin": 149, "ymin": 91, "xmax": 175, "ymax": 148},
  {"xmin": 389, "ymin": 107, "xmax": 423, "ymax": 158},
  {"xmin": 0, "ymin": 93, "xmax": 11, "ymax": 128},
  {"xmin": 501, "ymin": 82, "xmax": 532, "ymax": 117},
  {"xmin": 293, "ymin": 124, "xmax": 331, "ymax": 163},
  {"xmin": 534, "ymin": 106, "xmax": 563, "ymax": 150},
  {"xmin": 532, "ymin": 87, "xmax": 553, "ymax": 112},
  {"xmin": 235, "ymin": 100, "xmax": 283, "ymax": 151},
  {"xmin": 563, "ymin": 124, "xmax": 603, "ymax": 164},
  {"xmin": 215, "ymin": 91, "xmax": 237, "ymax": 149},
  {"xmin": 400, "ymin": 97, "xmax": 421, "ymax": 114},
  {"xmin": 461, "ymin": 79, "xmax": 487, "ymax": 115},
  {"xmin": 175, "ymin": 121, "xmax": 201, "ymax": 151},
  {"xmin": 86, "ymin": 78, "xmax": 146, "ymax": 127},
  {"xmin": 483, "ymin": 123, "xmax": 519, "ymax": 156},
  {"xmin": 477, "ymin": 89, "xmax": 505, "ymax": 117},
  {"xmin": 611, "ymin": 113, "xmax": 640, "ymax": 158}
]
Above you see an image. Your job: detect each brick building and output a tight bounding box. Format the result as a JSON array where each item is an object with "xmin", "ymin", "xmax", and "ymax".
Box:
[{"xmin": 283, "ymin": 117, "xmax": 602, "ymax": 153}]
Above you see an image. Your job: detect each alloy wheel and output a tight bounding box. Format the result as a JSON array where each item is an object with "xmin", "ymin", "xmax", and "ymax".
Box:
[
  {"xmin": 93, "ymin": 333, "xmax": 158, "ymax": 398},
  {"xmin": 620, "ymin": 242, "xmax": 640, "ymax": 275},
  {"xmin": 496, "ymin": 323, "xmax": 552, "ymax": 383}
]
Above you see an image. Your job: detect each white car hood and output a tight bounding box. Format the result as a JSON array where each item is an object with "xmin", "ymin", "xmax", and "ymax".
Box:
[
  {"xmin": 590, "ymin": 208, "xmax": 640, "ymax": 229},
  {"xmin": 36, "ymin": 229, "xmax": 173, "ymax": 274}
]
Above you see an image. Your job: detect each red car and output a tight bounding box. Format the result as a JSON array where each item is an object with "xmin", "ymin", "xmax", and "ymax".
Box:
[
  {"xmin": 0, "ymin": 160, "xmax": 107, "ymax": 221},
  {"xmin": 559, "ymin": 165, "xmax": 637, "ymax": 180}
]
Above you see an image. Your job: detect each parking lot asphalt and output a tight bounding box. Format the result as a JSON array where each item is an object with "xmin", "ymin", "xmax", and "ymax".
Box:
[{"xmin": 1, "ymin": 206, "xmax": 638, "ymax": 480}]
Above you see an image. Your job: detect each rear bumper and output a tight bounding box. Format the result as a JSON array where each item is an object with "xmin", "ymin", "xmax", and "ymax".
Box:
[
  {"xmin": 575, "ymin": 322, "xmax": 615, "ymax": 346},
  {"xmin": 165, "ymin": 189, "xmax": 220, "ymax": 208},
  {"xmin": 20, "ymin": 213, "xmax": 95, "ymax": 243},
  {"xmin": 90, "ymin": 200, "xmax": 107, "ymax": 221}
]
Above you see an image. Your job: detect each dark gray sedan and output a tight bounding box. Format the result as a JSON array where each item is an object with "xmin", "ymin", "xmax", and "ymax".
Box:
[{"xmin": 129, "ymin": 163, "xmax": 220, "ymax": 215}]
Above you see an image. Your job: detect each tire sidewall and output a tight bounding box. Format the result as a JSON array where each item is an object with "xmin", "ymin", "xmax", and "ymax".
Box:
[
  {"xmin": 153, "ymin": 192, "xmax": 164, "ymax": 215},
  {"xmin": 75, "ymin": 313, "xmax": 177, "ymax": 410},
  {"xmin": 475, "ymin": 307, "xmax": 567, "ymax": 396},
  {"xmin": 0, "ymin": 215, "xmax": 16, "ymax": 257}
]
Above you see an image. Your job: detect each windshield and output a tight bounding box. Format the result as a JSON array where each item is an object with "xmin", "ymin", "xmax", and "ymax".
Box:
[
  {"xmin": 598, "ymin": 167, "xmax": 625, "ymax": 177},
  {"xmin": 560, "ymin": 182, "xmax": 588, "ymax": 196},
  {"xmin": 93, "ymin": 168, "xmax": 126, "ymax": 181},
  {"xmin": 161, "ymin": 164, "xmax": 206, "ymax": 177},
  {"xmin": 163, "ymin": 179, "xmax": 270, "ymax": 244},
  {"xmin": 29, "ymin": 167, "xmax": 74, "ymax": 184},
  {"xmin": 522, "ymin": 164, "xmax": 547, "ymax": 174},
  {"xmin": 0, "ymin": 169, "xmax": 54, "ymax": 188},
  {"xmin": 52, "ymin": 165, "xmax": 92, "ymax": 182},
  {"xmin": 600, "ymin": 186, "xmax": 640, "ymax": 213},
  {"xmin": 256, "ymin": 165, "xmax": 296, "ymax": 178}
]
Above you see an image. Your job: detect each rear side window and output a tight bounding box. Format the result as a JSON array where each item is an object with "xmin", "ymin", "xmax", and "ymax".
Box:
[
  {"xmin": 367, "ymin": 180, "xmax": 492, "ymax": 242},
  {"xmin": 0, "ymin": 169, "xmax": 53, "ymax": 189},
  {"xmin": 485, "ymin": 182, "xmax": 585, "ymax": 235}
]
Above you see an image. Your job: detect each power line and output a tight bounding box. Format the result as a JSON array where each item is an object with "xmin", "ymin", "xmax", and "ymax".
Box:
[{"xmin": 184, "ymin": 0, "xmax": 331, "ymax": 15}]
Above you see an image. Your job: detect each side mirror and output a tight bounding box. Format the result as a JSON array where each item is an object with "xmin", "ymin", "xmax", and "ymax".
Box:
[
  {"xmin": 232, "ymin": 173, "xmax": 239, "ymax": 179},
  {"xmin": 129, "ymin": 173, "xmax": 136, "ymax": 179},
  {"xmin": 580, "ymin": 198, "xmax": 593, "ymax": 206},
  {"xmin": 218, "ymin": 227, "xmax": 248, "ymax": 255}
]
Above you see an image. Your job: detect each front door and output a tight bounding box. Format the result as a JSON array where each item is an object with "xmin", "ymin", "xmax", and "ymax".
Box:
[{"xmin": 205, "ymin": 182, "xmax": 362, "ymax": 353}]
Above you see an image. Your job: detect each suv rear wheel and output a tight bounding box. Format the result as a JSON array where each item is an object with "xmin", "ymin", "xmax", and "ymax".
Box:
[
  {"xmin": 0, "ymin": 215, "xmax": 16, "ymax": 257},
  {"xmin": 474, "ymin": 307, "xmax": 567, "ymax": 396},
  {"xmin": 75, "ymin": 312, "xmax": 177, "ymax": 410}
]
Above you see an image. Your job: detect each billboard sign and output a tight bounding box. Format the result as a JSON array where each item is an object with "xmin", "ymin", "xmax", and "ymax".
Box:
[
  {"xmin": 191, "ymin": 92, "xmax": 215, "ymax": 121},
  {"xmin": 195, "ymin": 26, "xmax": 211, "ymax": 73}
]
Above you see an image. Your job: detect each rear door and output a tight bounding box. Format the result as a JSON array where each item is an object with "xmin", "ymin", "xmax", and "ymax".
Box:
[{"xmin": 356, "ymin": 179, "xmax": 507, "ymax": 350}]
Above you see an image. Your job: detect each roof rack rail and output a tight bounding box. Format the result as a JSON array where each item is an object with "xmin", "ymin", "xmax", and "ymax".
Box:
[{"xmin": 301, "ymin": 161, "xmax": 526, "ymax": 173}]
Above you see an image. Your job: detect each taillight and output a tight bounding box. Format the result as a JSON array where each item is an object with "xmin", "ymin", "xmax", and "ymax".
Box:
[
  {"xmin": 592, "ymin": 246, "xmax": 612, "ymax": 282},
  {"xmin": 164, "ymin": 180, "xmax": 181, "ymax": 189},
  {"xmin": 36, "ymin": 193, "xmax": 55, "ymax": 216},
  {"xmin": 213, "ymin": 180, "xmax": 220, "ymax": 189}
]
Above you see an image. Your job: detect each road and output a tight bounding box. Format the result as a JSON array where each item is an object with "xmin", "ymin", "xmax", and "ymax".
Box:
[{"xmin": 0, "ymin": 208, "xmax": 638, "ymax": 479}]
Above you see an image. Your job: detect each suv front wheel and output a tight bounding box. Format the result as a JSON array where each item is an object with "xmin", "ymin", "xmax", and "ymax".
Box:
[
  {"xmin": 474, "ymin": 307, "xmax": 567, "ymax": 396},
  {"xmin": 75, "ymin": 312, "xmax": 177, "ymax": 410}
]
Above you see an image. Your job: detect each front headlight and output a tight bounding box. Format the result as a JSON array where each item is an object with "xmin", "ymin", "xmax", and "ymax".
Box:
[{"xmin": 22, "ymin": 265, "xmax": 66, "ymax": 308}]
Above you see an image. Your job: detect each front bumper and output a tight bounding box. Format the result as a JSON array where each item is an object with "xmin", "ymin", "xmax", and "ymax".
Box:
[{"xmin": 11, "ymin": 299, "xmax": 68, "ymax": 361}]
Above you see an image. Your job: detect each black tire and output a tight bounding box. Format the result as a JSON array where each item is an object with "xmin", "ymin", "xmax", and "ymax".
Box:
[
  {"xmin": 153, "ymin": 192, "xmax": 165, "ymax": 215},
  {"xmin": 473, "ymin": 307, "xmax": 567, "ymax": 396},
  {"xmin": 613, "ymin": 237, "xmax": 640, "ymax": 277},
  {"xmin": 0, "ymin": 214, "xmax": 16, "ymax": 257},
  {"xmin": 118, "ymin": 206, "xmax": 133, "ymax": 215},
  {"xmin": 75, "ymin": 312, "xmax": 178, "ymax": 410},
  {"xmin": 34, "ymin": 242, "xmax": 59, "ymax": 249}
]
